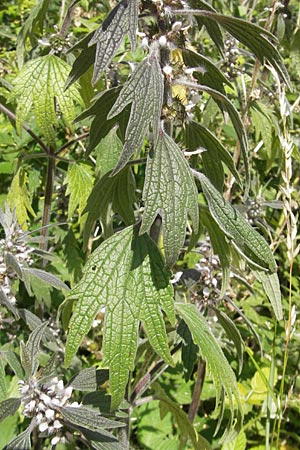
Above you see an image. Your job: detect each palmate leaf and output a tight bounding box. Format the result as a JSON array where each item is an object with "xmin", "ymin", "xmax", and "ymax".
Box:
[
  {"xmin": 107, "ymin": 53, "xmax": 164, "ymax": 174},
  {"xmin": 176, "ymin": 303, "xmax": 243, "ymax": 439},
  {"xmin": 196, "ymin": 172, "xmax": 277, "ymax": 273},
  {"xmin": 140, "ymin": 131, "xmax": 199, "ymax": 267},
  {"xmin": 12, "ymin": 55, "xmax": 82, "ymax": 144},
  {"xmin": 65, "ymin": 225, "xmax": 175, "ymax": 408},
  {"xmin": 89, "ymin": 0, "xmax": 139, "ymax": 84}
]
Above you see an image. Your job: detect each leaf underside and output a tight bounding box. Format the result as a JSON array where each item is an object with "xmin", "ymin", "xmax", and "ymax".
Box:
[
  {"xmin": 65, "ymin": 225, "xmax": 175, "ymax": 409},
  {"xmin": 107, "ymin": 53, "xmax": 164, "ymax": 174}
]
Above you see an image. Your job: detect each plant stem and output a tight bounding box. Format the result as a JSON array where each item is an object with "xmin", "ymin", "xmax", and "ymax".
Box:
[
  {"xmin": 188, "ymin": 359, "xmax": 206, "ymax": 422},
  {"xmin": 41, "ymin": 147, "xmax": 55, "ymax": 255},
  {"xmin": 0, "ymin": 102, "xmax": 50, "ymax": 154}
]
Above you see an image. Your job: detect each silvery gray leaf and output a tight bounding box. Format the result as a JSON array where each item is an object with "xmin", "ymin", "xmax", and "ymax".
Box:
[
  {"xmin": 0, "ymin": 287, "xmax": 19, "ymax": 319},
  {"xmin": 69, "ymin": 367, "xmax": 109, "ymax": 391},
  {"xmin": 22, "ymin": 267, "xmax": 70, "ymax": 291},
  {"xmin": 60, "ymin": 406, "xmax": 124, "ymax": 431},
  {"xmin": 0, "ymin": 397, "xmax": 21, "ymax": 424}
]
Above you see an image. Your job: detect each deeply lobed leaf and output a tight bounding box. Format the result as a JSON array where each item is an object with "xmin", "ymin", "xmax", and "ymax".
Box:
[
  {"xmin": 107, "ymin": 53, "xmax": 164, "ymax": 174},
  {"xmin": 140, "ymin": 130, "xmax": 199, "ymax": 267},
  {"xmin": 65, "ymin": 225, "xmax": 175, "ymax": 408},
  {"xmin": 12, "ymin": 55, "xmax": 82, "ymax": 144}
]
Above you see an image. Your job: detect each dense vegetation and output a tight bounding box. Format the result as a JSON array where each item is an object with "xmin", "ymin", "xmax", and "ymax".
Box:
[{"xmin": 0, "ymin": 0, "xmax": 299, "ymax": 449}]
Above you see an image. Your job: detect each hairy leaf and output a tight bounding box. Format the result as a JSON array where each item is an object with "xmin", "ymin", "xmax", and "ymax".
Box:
[
  {"xmin": 75, "ymin": 87, "xmax": 130, "ymax": 154},
  {"xmin": 12, "ymin": 55, "xmax": 82, "ymax": 144},
  {"xmin": 199, "ymin": 208, "xmax": 231, "ymax": 297},
  {"xmin": 185, "ymin": 120, "xmax": 241, "ymax": 190},
  {"xmin": 213, "ymin": 309, "xmax": 243, "ymax": 374},
  {"xmin": 4, "ymin": 419, "xmax": 35, "ymax": 450},
  {"xmin": 83, "ymin": 167, "xmax": 136, "ymax": 246},
  {"xmin": 0, "ymin": 398, "xmax": 21, "ymax": 424},
  {"xmin": 89, "ymin": 0, "xmax": 139, "ymax": 84},
  {"xmin": 65, "ymin": 226, "xmax": 175, "ymax": 408},
  {"xmin": 95, "ymin": 126, "xmax": 123, "ymax": 177},
  {"xmin": 176, "ymin": 81, "xmax": 249, "ymax": 188},
  {"xmin": 176, "ymin": 302, "xmax": 243, "ymax": 437},
  {"xmin": 140, "ymin": 131, "xmax": 199, "ymax": 267},
  {"xmin": 69, "ymin": 367, "xmax": 109, "ymax": 392},
  {"xmin": 177, "ymin": 320, "xmax": 198, "ymax": 382},
  {"xmin": 174, "ymin": 9, "xmax": 290, "ymax": 88},
  {"xmin": 0, "ymin": 287, "xmax": 19, "ymax": 319},
  {"xmin": 25, "ymin": 322, "xmax": 48, "ymax": 375},
  {"xmin": 60, "ymin": 405, "xmax": 124, "ymax": 431},
  {"xmin": 22, "ymin": 267, "xmax": 70, "ymax": 292},
  {"xmin": 253, "ymin": 270, "xmax": 282, "ymax": 321},
  {"xmin": 65, "ymin": 163, "xmax": 94, "ymax": 220},
  {"xmin": 182, "ymin": 49, "xmax": 230, "ymax": 93},
  {"xmin": 7, "ymin": 168, "xmax": 35, "ymax": 230},
  {"xmin": 196, "ymin": 172, "xmax": 277, "ymax": 272},
  {"xmin": 107, "ymin": 53, "xmax": 164, "ymax": 174},
  {"xmin": 1, "ymin": 351, "xmax": 24, "ymax": 380}
]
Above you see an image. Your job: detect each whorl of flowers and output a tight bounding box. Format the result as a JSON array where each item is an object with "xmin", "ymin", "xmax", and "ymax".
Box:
[
  {"xmin": 19, "ymin": 376, "xmax": 79, "ymax": 446},
  {"xmin": 0, "ymin": 205, "xmax": 34, "ymax": 308}
]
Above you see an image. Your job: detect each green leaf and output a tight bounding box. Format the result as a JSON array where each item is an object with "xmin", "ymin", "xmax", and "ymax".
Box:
[
  {"xmin": 177, "ymin": 320, "xmax": 198, "ymax": 382},
  {"xmin": 179, "ymin": 9, "xmax": 290, "ymax": 88},
  {"xmin": 185, "ymin": 121, "xmax": 242, "ymax": 190},
  {"xmin": 154, "ymin": 383, "xmax": 212, "ymax": 450},
  {"xmin": 175, "ymin": 302, "xmax": 243, "ymax": 438},
  {"xmin": 22, "ymin": 267, "xmax": 70, "ymax": 293},
  {"xmin": 182, "ymin": 49, "xmax": 231, "ymax": 93},
  {"xmin": 60, "ymin": 405, "xmax": 124, "ymax": 431},
  {"xmin": 7, "ymin": 168, "xmax": 36, "ymax": 230},
  {"xmin": 12, "ymin": 55, "xmax": 82, "ymax": 144},
  {"xmin": 107, "ymin": 53, "xmax": 164, "ymax": 174},
  {"xmin": 196, "ymin": 172, "xmax": 277, "ymax": 272},
  {"xmin": 1, "ymin": 351, "xmax": 24, "ymax": 380},
  {"xmin": 65, "ymin": 163, "xmax": 94, "ymax": 220},
  {"xmin": 189, "ymin": 0, "xmax": 224, "ymax": 53},
  {"xmin": 0, "ymin": 360, "xmax": 7, "ymax": 401},
  {"xmin": 199, "ymin": 208, "xmax": 231, "ymax": 297},
  {"xmin": 88, "ymin": 0, "xmax": 139, "ymax": 84},
  {"xmin": 253, "ymin": 270, "xmax": 282, "ymax": 321},
  {"xmin": 95, "ymin": 126, "xmax": 123, "ymax": 177},
  {"xmin": 177, "ymin": 82, "xmax": 249, "ymax": 189},
  {"xmin": 69, "ymin": 367, "xmax": 109, "ymax": 392},
  {"xmin": 0, "ymin": 288, "xmax": 19, "ymax": 319},
  {"xmin": 0, "ymin": 398, "xmax": 21, "ymax": 424},
  {"xmin": 4, "ymin": 419, "xmax": 35, "ymax": 450},
  {"xmin": 16, "ymin": 0, "xmax": 50, "ymax": 68},
  {"xmin": 140, "ymin": 131, "xmax": 199, "ymax": 267},
  {"xmin": 75, "ymin": 87, "xmax": 130, "ymax": 154},
  {"xmin": 25, "ymin": 322, "xmax": 48, "ymax": 375},
  {"xmin": 221, "ymin": 429, "xmax": 246, "ymax": 450},
  {"xmin": 65, "ymin": 226, "xmax": 175, "ymax": 408},
  {"xmin": 83, "ymin": 167, "xmax": 136, "ymax": 246},
  {"xmin": 213, "ymin": 309, "xmax": 244, "ymax": 374}
]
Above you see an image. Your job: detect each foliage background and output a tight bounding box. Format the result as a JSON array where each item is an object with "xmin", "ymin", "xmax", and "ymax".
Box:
[{"xmin": 0, "ymin": 0, "xmax": 300, "ymax": 449}]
